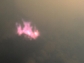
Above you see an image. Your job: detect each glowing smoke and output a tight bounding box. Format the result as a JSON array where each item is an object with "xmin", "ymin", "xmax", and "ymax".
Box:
[{"xmin": 16, "ymin": 21, "xmax": 40, "ymax": 40}]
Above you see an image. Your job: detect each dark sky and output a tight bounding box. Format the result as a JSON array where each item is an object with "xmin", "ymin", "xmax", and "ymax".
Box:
[{"xmin": 0, "ymin": 0, "xmax": 84, "ymax": 63}]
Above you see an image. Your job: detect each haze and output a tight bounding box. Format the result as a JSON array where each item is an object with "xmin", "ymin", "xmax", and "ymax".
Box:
[{"xmin": 0, "ymin": 0, "xmax": 84, "ymax": 63}]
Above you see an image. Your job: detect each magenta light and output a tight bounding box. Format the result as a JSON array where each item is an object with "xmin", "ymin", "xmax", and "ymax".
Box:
[{"xmin": 16, "ymin": 21, "xmax": 40, "ymax": 40}]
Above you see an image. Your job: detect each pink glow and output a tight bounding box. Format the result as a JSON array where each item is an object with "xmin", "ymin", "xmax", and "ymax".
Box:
[{"xmin": 16, "ymin": 21, "xmax": 40, "ymax": 39}]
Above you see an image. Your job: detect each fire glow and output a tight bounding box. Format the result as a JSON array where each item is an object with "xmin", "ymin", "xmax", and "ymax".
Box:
[{"xmin": 16, "ymin": 21, "xmax": 40, "ymax": 40}]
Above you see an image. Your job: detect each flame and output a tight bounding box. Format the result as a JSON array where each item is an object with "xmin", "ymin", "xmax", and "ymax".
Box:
[{"xmin": 16, "ymin": 21, "xmax": 40, "ymax": 40}]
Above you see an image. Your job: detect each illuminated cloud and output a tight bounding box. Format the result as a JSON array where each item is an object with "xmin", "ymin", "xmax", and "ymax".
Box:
[{"xmin": 16, "ymin": 20, "xmax": 40, "ymax": 40}]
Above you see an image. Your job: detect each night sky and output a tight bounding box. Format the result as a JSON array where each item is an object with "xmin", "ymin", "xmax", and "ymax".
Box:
[{"xmin": 0, "ymin": 0, "xmax": 84, "ymax": 63}]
